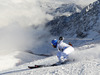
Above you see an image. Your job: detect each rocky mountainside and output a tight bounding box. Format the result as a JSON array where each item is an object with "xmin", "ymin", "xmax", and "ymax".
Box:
[
  {"xmin": 39, "ymin": 0, "xmax": 84, "ymax": 17},
  {"xmin": 51, "ymin": 3, "xmax": 83, "ymax": 16},
  {"xmin": 46, "ymin": 0, "xmax": 100, "ymax": 39}
]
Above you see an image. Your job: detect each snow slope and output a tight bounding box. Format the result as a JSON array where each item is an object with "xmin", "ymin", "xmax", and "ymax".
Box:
[
  {"xmin": 0, "ymin": 0, "xmax": 99, "ymax": 73},
  {"xmin": 0, "ymin": 43, "xmax": 100, "ymax": 75}
]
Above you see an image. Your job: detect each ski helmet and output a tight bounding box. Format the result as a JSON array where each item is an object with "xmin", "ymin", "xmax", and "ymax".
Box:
[{"xmin": 51, "ymin": 39, "xmax": 58, "ymax": 46}]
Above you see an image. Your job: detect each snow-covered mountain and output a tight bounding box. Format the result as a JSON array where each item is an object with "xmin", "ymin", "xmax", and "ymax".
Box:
[
  {"xmin": 38, "ymin": 0, "xmax": 96, "ymax": 17},
  {"xmin": 51, "ymin": 3, "xmax": 83, "ymax": 16},
  {"xmin": 46, "ymin": 0, "xmax": 100, "ymax": 40}
]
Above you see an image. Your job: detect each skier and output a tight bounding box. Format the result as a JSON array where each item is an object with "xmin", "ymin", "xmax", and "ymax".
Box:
[{"xmin": 51, "ymin": 37, "xmax": 74, "ymax": 63}]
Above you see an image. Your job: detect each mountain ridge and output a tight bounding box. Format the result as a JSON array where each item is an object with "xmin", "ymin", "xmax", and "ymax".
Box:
[{"xmin": 46, "ymin": 0, "xmax": 100, "ymax": 39}]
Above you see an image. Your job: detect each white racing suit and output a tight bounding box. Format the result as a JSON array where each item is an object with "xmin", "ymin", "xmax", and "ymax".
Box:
[{"xmin": 57, "ymin": 40, "xmax": 74, "ymax": 62}]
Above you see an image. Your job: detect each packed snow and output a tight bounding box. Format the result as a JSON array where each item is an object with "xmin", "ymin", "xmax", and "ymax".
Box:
[{"xmin": 0, "ymin": 43, "xmax": 100, "ymax": 75}]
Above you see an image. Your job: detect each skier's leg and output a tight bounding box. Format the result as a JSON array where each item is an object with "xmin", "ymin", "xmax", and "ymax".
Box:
[
  {"xmin": 57, "ymin": 51, "xmax": 62, "ymax": 63},
  {"xmin": 61, "ymin": 52, "xmax": 69, "ymax": 62}
]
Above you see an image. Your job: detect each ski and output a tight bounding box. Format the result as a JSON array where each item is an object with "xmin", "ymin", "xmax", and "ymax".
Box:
[
  {"xmin": 28, "ymin": 64, "xmax": 57, "ymax": 69},
  {"xmin": 28, "ymin": 65, "xmax": 45, "ymax": 69},
  {"xmin": 28, "ymin": 64, "xmax": 55, "ymax": 69},
  {"xmin": 28, "ymin": 59, "xmax": 75, "ymax": 69},
  {"xmin": 28, "ymin": 60, "xmax": 70, "ymax": 69}
]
